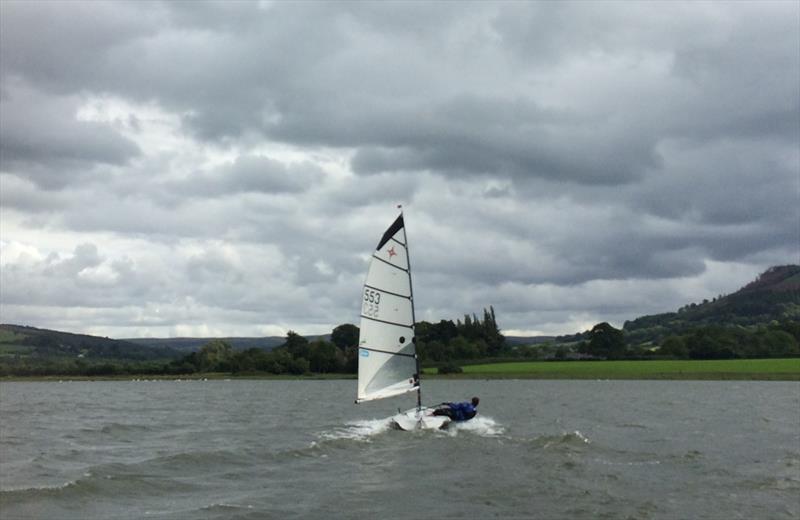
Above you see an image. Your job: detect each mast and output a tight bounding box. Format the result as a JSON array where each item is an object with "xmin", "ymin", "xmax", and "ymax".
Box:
[{"xmin": 399, "ymin": 205, "xmax": 422, "ymax": 412}]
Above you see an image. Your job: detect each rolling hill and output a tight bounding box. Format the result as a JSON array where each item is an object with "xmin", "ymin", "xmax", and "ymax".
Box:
[
  {"xmin": 0, "ymin": 324, "xmax": 181, "ymax": 361},
  {"xmin": 623, "ymin": 264, "xmax": 800, "ymax": 345},
  {"xmin": 124, "ymin": 335, "xmax": 331, "ymax": 353}
]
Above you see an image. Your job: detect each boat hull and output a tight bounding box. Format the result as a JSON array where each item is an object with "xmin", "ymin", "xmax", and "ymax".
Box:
[{"xmin": 391, "ymin": 407, "xmax": 450, "ymax": 431}]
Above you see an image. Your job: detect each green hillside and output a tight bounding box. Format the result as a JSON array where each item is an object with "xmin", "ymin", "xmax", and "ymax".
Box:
[
  {"xmin": 0, "ymin": 324, "xmax": 181, "ymax": 361},
  {"xmin": 623, "ymin": 265, "xmax": 800, "ymax": 346}
]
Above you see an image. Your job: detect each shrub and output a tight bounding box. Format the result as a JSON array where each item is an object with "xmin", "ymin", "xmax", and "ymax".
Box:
[{"xmin": 438, "ymin": 363, "xmax": 463, "ymax": 374}]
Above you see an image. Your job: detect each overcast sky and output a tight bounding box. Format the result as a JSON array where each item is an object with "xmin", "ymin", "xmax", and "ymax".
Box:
[{"xmin": 1, "ymin": 1, "xmax": 798, "ymax": 339}]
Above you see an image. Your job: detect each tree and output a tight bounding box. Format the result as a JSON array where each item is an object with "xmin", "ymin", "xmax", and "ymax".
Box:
[
  {"xmin": 195, "ymin": 340, "xmax": 234, "ymax": 371},
  {"xmin": 660, "ymin": 336, "xmax": 688, "ymax": 358},
  {"xmin": 451, "ymin": 336, "xmax": 478, "ymax": 359},
  {"xmin": 760, "ymin": 330, "xmax": 800, "ymax": 357},
  {"xmin": 287, "ymin": 356, "xmax": 310, "ymax": 375},
  {"xmin": 308, "ymin": 340, "xmax": 341, "ymax": 373},
  {"xmin": 685, "ymin": 327, "xmax": 737, "ymax": 359},
  {"xmin": 331, "ymin": 324, "xmax": 359, "ymax": 351},
  {"xmin": 587, "ymin": 322, "xmax": 626, "ymax": 359},
  {"xmin": 438, "ymin": 363, "xmax": 462, "ymax": 374},
  {"xmin": 283, "ymin": 331, "xmax": 309, "ymax": 359},
  {"xmin": 343, "ymin": 346, "xmax": 359, "ymax": 373}
]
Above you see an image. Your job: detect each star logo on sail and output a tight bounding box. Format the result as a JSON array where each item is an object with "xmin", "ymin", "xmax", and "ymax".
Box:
[{"xmin": 388, "ymin": 246, "xmax": 397, "ymax": 258}]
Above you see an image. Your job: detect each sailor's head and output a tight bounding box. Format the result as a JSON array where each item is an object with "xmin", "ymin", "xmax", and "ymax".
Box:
[{"xmin": 471, "ymin": 396, "xmax": 480, "ymax": 406}]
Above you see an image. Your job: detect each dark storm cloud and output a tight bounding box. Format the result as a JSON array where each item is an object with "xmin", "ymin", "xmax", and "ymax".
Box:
[
  {"xmin": 3, "ymin": 2, "xmax": 795, "ymax": 188},
  {"xmin": 0, "ymin": 1, "xmax": 665, "ymax": 185},
  {"xmin": 0, "ymin": 1, "xmax": 160, "ymax": 92},
  {"xmin": 0, "ymin": 0, "xmax": 797, "ymax": 336}
]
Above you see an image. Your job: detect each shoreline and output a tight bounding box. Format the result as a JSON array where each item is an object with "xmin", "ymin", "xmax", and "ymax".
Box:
[
  {"xmin": 2, "ymin": 374, "xmax": 798, "ymax": 383},
  {"xmin": 3, "ymin": 358, "xmax": 798, "ymax": 382}
]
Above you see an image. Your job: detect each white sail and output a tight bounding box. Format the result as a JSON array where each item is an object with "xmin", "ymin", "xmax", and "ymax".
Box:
[{"xmin": 356, "ymin": 214, "xmax": 419, "ymax": 403}]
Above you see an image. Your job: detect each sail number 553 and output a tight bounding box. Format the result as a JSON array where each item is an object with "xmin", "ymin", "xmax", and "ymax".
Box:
[{"xmin": 363, "ymin": 288, "xmax": 381, "ymax": 317}]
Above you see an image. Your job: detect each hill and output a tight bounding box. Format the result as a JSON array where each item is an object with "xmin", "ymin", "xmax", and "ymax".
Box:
[
  {"xmin": 504, "ymin": 335, "xmax": 555, "ymax": 346},
  {"xmin": 125, "ymin": 336, "xmax": 285, "ymax": 353},
  {"xmin": 124, "ymin": 334, "xmax": 331, "ymax": 353},
  {"xmin": 623, "ymin": 265, "xmax": 800, "ymax": 346},
  {"xmin": 0, "ymin": 324, "xmax": 181, "ymax": 361}
]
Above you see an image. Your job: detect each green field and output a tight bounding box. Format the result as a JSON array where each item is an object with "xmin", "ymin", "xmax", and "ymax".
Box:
[{"xmin": 425, "ymin": 358, "xmax": 800, "ymax": 380}]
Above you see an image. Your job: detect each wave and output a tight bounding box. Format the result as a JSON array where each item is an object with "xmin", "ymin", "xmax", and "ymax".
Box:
[
  {"xmin": 198, "ymin": 502, "xmax": 255, "ymax": 511},
  {"xmin": 545, "ymin": 430, "xmax": 591, "ymax": 447},
  {"xmin": 618, "ymin": 423, "xmax": 648, "ymax": 429},
  {"xmin": 1, "ymin": 477, "xmax": 85, "ymax": 495},
  {"xmin": 98, "ymin": 422, "xmax": 154, "ymax": 435},
  {"xmin": 588, "ymin": 456, "xmax": 662, "ymax": 467},
  {"xmin": 522, "ymin": 430, "xmax": 593, "ymax": 452},
  {"xmin": 1, "ymin": 472, "xmax": 103, "ymax": 504},
  {"xmin": 314, "ymin": 413, "xmax": 506, "ymax": 444},
  {"xmin": 140, "ymin": 502, "xmax": 270, "ymax": 520},
  {"xmin": 0, "ymin": 468, "xmax": 201, "ymax": 509},
  {"xmin": 443, "ymin": 415, "xmax": 505, "ymax": 437},
  {"xmin": 0, "ymin": 451, "xmax": 243, "ymax": 506},
  {"xmin": 135, "ymin": 449, "xmax": 251, "ymax": 472},
  {"xmin": 315, "ymin": 418, "xmax": 393, "ymax": 443}
]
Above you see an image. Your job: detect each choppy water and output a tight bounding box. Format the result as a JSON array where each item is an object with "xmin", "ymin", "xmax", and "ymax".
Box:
[{"xmin": 1, "ymin": 380, "xmax": 798, "ymax": 519}]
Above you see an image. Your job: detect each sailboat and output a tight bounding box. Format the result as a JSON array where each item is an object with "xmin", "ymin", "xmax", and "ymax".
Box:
[{"xmin": 355, "ymin": 210, "xmax": 450, "ymax": 430}]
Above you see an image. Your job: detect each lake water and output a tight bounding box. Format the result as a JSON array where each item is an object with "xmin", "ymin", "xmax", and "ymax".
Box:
[{"xmin": 1, "ymin": 379, "xmax": 798, "ymax": 519}]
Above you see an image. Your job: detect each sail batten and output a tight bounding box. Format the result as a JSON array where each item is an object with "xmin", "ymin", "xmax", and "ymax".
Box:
[
  {"xmin": 356, "ymin": 213, "xmax": 419, "ymax": 404},
  {"xmin": 363, "ymin": 284, "xmax": 411, "ymax": 300},
  {"xmin": 360, "ymin": 346, "xmax": 416, "ymax": 358},
  {"xmin": 360, "ymin": 316, "xmax": 413, "ymax": 328},
  {"xmin": 371, "ymin": 254, "xmax": 409, "ymax": 272}
]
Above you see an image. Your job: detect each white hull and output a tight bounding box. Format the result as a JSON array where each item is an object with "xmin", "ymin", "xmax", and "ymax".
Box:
[{"xmin": 391, "ymin": 407, "xmax": 450, "ymax": 431}]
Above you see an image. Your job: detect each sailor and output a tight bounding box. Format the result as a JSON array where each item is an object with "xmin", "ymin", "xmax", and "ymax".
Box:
[{"xmin": 432, "ymin": 397, "xmax": 479, "ymax": 421}]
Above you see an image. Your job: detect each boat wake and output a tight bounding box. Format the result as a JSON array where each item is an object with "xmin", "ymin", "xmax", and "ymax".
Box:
[
  {"xmin": 316, "ymin": 418, "xmax": 394, "ymax": 442},
  {"xmin": 444, "ymin": 415, "xmax": 505, "ymax": 437},
  {"xmin": 315, "ymin": 414, "xmax": 505, "ymax": 444},
  {"xmin": 538, "ymin": 430, "xmax": 592, "ymax": 449}
]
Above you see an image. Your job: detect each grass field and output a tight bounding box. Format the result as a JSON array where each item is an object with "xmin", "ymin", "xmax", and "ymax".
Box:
[{"xmin": 425, "ymin": 358, "xmax": 800, "ymax": 380}]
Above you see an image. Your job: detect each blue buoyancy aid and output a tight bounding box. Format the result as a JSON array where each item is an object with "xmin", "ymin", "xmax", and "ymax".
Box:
[{"xmin": 446, "ymin": 401, "xmax": 477, "ymax": 421}]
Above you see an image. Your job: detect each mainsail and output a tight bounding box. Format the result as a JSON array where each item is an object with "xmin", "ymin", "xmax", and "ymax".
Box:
[{"xmin": 356, "ymin": 213, "xmax": 420, "ymax": 403}]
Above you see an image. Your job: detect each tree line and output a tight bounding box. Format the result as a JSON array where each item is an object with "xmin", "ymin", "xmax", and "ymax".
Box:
[
  {"xmin": 0, "ymin": 307, "xmax": 507, "ymax": 377},
  {"xmin": 166, "ymin": 306, "xmax": 507, "ymax": 375},
  {"xmin": 574, "ymin": 320, "xmax": 800, "ymax": 360},
  {"xmin": 2, "ymin": 310, "xmax": 798, "ymax": 378}
]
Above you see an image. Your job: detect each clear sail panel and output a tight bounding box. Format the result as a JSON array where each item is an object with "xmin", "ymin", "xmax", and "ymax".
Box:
[{"xmin": 357, "ymin": 345, "xmax": 417, "ymax": 402}]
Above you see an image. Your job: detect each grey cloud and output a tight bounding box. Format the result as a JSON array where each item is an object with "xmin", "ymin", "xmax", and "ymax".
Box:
[
  {"xmin": 0, "ymin": 83, "xmax": 141, "ymax": 188},
  {"xmin": 0, "ymin": 1, "xmax": 797, "ymax": 337},
  {"xmin": 1, "ymin": 242, "xmax": 129, "ymax": 308},
  {"xmin": 3, "ymin": 1, "xmax": 795, "ymax": 188},
  {"xmin": 408, "ymin": 178, "xmax": 793, "ymax": 291},
  {"xmin": 53, "ymin": 243, "xmax": 103, "ymax": 275},
  {"xmin": 322, "ymin": 172, "xmax": 421, "ymax": 209},
  {"xmin": 0, "ymin": 174, "xmax": 69, "ymax": 212},
  {"xmin": 626, "ymin": 139, "xmax": 798, "ymax": 228},
  {"xmin": 181, "ymin": 155, "xmax": 325, "ymax": 197},
  {"xmin": 0, "ymin": 1, "xmax": 161, "ymax": 93},
  {"xmin": 186, "ymin": 250, "xmax": 244, "ymax": 285}
]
